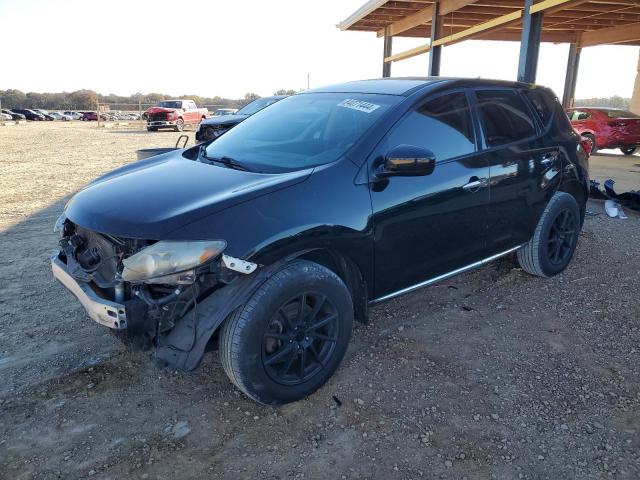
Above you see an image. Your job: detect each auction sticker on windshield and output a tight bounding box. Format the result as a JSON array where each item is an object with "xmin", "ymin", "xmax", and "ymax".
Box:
[{"xmin": 337, "ymin": 99, "xmax": 381, "ymax": 114}]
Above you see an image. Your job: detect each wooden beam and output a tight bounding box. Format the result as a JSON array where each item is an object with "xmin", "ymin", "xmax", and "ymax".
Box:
[
  {"xmin": 579, "ymin": 22, "xmax": 640, "ymax": 47},
  {"xmin": 432, "ymin": 9, "xmax": 523, "ymax": 46},
  {"xmin": 376, "ymin": 0, "xmax": 481, "ymax": 37},
  {"xmin": 440, "ymin": 0, "xmax": 480, "ymax": 15},
  {"xmin": 376, "ymin": 4, "xmax": 433, "ymax": 37},
  {"xmin": 384, "ymin": 43, "xmax": 431, "ymax": 63}
]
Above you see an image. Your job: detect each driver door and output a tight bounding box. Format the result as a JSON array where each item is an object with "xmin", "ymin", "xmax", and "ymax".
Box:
[{"xmin": 369, "ymin": 91, "xmax": 491, "ymax": 299}]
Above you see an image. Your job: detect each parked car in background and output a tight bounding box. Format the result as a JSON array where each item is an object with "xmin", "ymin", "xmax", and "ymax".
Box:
[
  {"xmin": 2, "ymin": 109, "xmax": 26, "ymax": 120},
  {"xmin": 63, "ymin": 111, "xmax": 84, "ymax": 120},
  {"xmin": 568, "ymin": 107, "xmax": 640, "ymax": 155},
  {"xmin": 196, "ymin": 95, "xmax": 286, "ymax": 142},
  {"xmin": 11, "ymin": 108, "xmax": 46, "ymax": 121},
  {"xmin": 32, "ymin": 109, "xmax": 55, "ymax": 121},
  {"xmin": 145, "ymin": 99, "xmax": 208, "ymax": 132},
  {"xmin": 49, "ymin": 111, "xmax": 72, "ymax": 121},
  {"xmin": 81, "ymin": 112, "xmax": 98, "ymax": 121},
  {"xmin": 213, "ymin": 108, "xmax": 237, "ymax": 116},
  {"xmin": 51, "ymin": 78, "xmax": 588, "ymax": 405},
  {"xmin": 0, "ymin": 112, "xmax": 12, "ymax": 121}
]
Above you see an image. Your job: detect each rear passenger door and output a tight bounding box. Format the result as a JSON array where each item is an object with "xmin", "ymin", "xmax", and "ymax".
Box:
[
  {"xmin": 473, "ymin": 89, "xmax": 562, "ymax": 255},
  {"xmin": 370, "ymin": 91, "xmax": 491, "ymax": 298}
]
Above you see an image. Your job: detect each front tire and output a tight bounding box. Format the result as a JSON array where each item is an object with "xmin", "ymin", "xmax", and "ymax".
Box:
[
  {"xmin": 174, "ymin": 118, "xmax": 184, "ymax": 132},
  {"xmin": 219, "ymin": 260, "xmax": 353, "ymax": 405},
  {"xmin": 620, "ymin": 146, "xmax": 637, "ymax": 156},
  {"xmin": 517, "ymin": 192, "xmax": 581, "ymax": 278}
]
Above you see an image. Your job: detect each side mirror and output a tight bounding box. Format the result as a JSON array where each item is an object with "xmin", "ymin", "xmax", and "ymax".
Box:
[{"xmin": 377, "ymin": 144, "xmax": 436, "ymax": 177}]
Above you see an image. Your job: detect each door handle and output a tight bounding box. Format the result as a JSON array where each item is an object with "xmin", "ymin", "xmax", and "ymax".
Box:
[{"xmin": 462, "ymin": 177, "xmax": 486, "ymax": 192}]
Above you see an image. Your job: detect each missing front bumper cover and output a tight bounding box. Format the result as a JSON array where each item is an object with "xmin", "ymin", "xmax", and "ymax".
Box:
[{"xmin": 51, "ymin": 254, "xmax": 128, "ymax": 330}]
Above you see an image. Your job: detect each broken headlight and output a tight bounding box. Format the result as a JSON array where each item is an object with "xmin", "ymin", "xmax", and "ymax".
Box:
[{"xmin": 121, "ymin": 240, "xmax": 226, "ymax": 283}]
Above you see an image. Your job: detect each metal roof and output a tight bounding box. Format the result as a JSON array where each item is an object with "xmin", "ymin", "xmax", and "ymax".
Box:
[{"xmin": 338, "ymin": 1, "xmax": 640, "ymax": 54}]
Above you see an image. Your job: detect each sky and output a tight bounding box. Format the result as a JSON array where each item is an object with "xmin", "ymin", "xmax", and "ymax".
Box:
[{"xmin": 0, "ymin": 0, "xmax": 638, "ymax": 100}]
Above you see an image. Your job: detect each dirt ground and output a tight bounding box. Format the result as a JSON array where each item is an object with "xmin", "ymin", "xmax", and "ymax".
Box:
[{"xmin": 1, "ymin": 122, "xmax": 639, "ymax": 480}]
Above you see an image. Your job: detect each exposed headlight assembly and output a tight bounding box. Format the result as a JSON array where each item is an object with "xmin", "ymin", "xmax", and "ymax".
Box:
[{"xmin": 121, "ymin": 240, "xmax": 226, "ymax": 283}]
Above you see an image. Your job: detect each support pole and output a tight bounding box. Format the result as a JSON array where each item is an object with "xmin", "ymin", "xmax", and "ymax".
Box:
[
  {"xmin": 428, "ymin": 1, "xmax": 443, "ymax": 76},
  {"xmin": 562, "ymin": 42, "xmax": 582, "ymax": 110},
  {"xmin": 382, "ymin": 26, "xmax": 392, "ymax": 78},
  {"xmin": 517, "ymin": 0, "xmax": 543, "ymax": 83}
]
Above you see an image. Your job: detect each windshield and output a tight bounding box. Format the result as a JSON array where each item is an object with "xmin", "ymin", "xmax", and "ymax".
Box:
[
  {"xmin": 606, "ymin": 109, "xmax": 640, "ymax": 119},
  {"xmin": 204, "ymin": 93, "xmax": 399, "ymax": 173},
  {"xmin": 237, "ymin": 97, "xmax": 281, "ymax": 116},
  {"xmin": 157, "ymin": 101, "xmax": 182, "ymax": 109}
]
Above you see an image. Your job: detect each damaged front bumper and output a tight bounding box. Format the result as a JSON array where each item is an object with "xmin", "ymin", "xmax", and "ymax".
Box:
[
  {"xmin": 51, "ymin": 254, "xmax": 129, "ymax": 330},
  {"xmin": 147, "ymin": 120, "xmax": 177, "ymax": 127}
]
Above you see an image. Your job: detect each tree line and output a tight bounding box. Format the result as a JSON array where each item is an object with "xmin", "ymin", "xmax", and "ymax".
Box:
[
  {"xmin": 0, "ymin": 88, "xmax": 299, "ymax": 110},
  {"xmin": 574, "ymin": 95, "xmax": 630, "ymax": 110}
]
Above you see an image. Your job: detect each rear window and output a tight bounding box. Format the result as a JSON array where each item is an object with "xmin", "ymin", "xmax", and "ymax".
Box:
[
  {"xmin": 523, "ymin": 89, "xmax": 557, "ymax": 127},
  {"xmin": 476, "ymin": 90, "xmax": 536, "ymax": 148}
]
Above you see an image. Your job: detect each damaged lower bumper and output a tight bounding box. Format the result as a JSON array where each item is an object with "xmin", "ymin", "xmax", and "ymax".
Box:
[
  {"xmin": 147, "ymin": 121, "xmax": 177, "ymax": 127},
  {"xmin": 51, "ymin": 254, "xmax": 129, "ymax": 330}
]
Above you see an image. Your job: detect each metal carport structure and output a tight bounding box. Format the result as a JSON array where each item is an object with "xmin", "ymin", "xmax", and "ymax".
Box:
[{"xmin": 338, "ymin": 0, "xmax": 640, "ymax": 108}]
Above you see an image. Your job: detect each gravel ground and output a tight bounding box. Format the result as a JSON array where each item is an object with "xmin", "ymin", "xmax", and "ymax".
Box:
[{"xmin": 0, "ymin": 122, "xmax": 639, "ymax": 480}]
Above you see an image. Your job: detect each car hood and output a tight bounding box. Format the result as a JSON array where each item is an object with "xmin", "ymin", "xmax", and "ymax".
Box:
[
  {"xmin": 200, "ymin": 114, "xmax": 249, "ymax": 127},
  {"xmin": 64, "ymin": 152, "xmax": 312, "ymax": 239}
]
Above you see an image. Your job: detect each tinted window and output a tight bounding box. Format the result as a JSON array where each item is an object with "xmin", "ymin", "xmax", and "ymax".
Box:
[
  {"xmin": 476, "ymin": 90, "xmax": 536, "ymax": 147},
  {"xmin": 523, "ymin": 89, "xmax": 557, "ymax": 127},
  {"xmin": 387, "ymin": 92, "xmax": 475, "ymax": 162}
]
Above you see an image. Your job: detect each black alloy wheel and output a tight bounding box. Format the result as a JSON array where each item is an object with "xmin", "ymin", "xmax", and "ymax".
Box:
[
  {"xmin": 219, "ymin": 260, "xmax": 353, "ymax": 405},
  {"xmin": 262, "ymin": 292, "xmax": 339, "ymax": 386},
  {"xmin": 547, "ymin": 208, "xmax": 578, "ymax": 266}
]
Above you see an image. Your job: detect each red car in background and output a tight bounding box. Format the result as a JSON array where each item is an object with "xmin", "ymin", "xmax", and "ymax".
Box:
[{"xmin": 567, "ymin": 107, "xmax": 640, "ymax": 155}]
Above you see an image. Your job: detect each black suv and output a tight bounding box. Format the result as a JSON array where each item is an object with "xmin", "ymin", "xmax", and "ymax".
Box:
[
  {"xmin": 51, "ymin": 78, "xmax": 589, "ymax": 404},
  {"xmin": 11, "ymin": 108, "xmax": 45, "ymax": 121}
]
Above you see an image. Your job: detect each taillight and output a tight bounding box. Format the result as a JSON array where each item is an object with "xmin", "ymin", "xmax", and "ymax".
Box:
[{"xmin": 580, "ymin": 138, "xmax": 593, "ymax": 157}]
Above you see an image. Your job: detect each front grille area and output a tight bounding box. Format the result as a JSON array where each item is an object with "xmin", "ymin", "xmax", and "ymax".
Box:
[{"xmin": 149, "ymin": 112, "xmax": 168, "ymax": 122}]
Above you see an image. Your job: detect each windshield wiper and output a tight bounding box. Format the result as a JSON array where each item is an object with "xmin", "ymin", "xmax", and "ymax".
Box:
[{"xmin": 200, "ymin": 148, "xmax": 252, "ymax": 171}]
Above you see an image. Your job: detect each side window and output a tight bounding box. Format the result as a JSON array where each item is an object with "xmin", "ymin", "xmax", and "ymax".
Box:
[
  {"xmin": 476, "ymin": 89, "xmax": 536, "ymax": 147},
  {"xmin": 387, "ymin": 92, "xmax": 475, "ymax": 162},
  {"xmin": 523, "ymin": 89, "xmax": 558, "ymax": 127}
]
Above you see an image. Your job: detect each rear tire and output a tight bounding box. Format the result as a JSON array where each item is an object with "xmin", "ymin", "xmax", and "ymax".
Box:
[
  {"xmin": 583, "ymin": 133, "xmax": 597, "ymax": 155},
  {"xmin": 620, "ymin": 146, "xmax": 637, "ymax": 156},
  {"xmin": 219, "ymin": 260, "xmax": 353, "ymax": 405},
  {"xmin": 517, "ymin": 192, "xmax": 581, "ymax": 278},
  {"xmin": 147, "ymin": 126, "xmax": 158, "ymax": 132}
]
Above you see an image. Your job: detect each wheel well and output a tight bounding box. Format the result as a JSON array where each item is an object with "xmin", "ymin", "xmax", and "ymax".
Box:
[
  {"xmin": 297, "ymin": 249, "xmax": 369, "ymax": 324},
  {"xmin": 559, "ymin": 182, "xmax": 587, "ymax": 225}
]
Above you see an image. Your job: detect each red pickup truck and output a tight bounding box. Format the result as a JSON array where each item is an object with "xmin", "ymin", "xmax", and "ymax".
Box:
[{"xmin": 145, "ymin": 100, "xmax": 208, "ymax": 132}]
